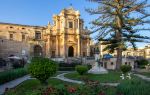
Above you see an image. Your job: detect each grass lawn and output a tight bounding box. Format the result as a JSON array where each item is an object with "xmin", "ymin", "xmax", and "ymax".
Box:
[
  {"xmin": 5, "ymin": 79, "xmax": 41, "ymax": 95},
  {"xmin": 64, "ymin": 71, "xmax": 138, "ymax": 83}
]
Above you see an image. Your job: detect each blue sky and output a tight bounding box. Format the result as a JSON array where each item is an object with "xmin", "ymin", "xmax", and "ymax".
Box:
[{"xmin": 0, "ymin": 0, "xmax": 150, "ymax": 48}]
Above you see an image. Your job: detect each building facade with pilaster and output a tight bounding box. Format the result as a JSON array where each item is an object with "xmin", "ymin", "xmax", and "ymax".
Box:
[{"xmin": 0, "ymin": 7, "xmax": 91, "ymax": 60}]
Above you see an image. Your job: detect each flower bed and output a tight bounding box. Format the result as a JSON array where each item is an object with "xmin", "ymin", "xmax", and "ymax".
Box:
[{"xmin": 5, "ymin": 78, "xmax": 117, "ymax": 95}]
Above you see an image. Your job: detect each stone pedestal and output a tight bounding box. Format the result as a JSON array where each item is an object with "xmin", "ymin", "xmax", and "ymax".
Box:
[
  {"xmin": 88, "ymin": 62, "xmax": 108, "ymax": 74},
  {"xmin": 88, "ymin": 52, "xmax": 108, "ymax": 74}
]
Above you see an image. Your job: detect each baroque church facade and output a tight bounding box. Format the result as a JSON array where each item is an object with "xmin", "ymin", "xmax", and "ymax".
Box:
[{"xmin": 0, "ymin": 7, "xmax": 91, "ymax": 59}]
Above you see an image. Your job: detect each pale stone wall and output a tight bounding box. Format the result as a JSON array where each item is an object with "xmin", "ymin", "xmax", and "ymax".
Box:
[
  {"xmin": 0, "ymin": 23, "xmax": 45, "ymax": 58},
  {"xmin": 0, "ymin": 38, "xmax": 29, "ymax": 59},
  {"xmin": 102, "ymin": 58, "xmax": 135, "ymax": 70},
  {"xmin": 98, "ymin": 42, "xmax": 146, "ymax": 59},
  {"xmin": 144, "ymin": 45, "xmax": 150, "ymax": 59}
]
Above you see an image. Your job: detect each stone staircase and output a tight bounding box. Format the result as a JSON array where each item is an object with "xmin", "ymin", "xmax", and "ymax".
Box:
[{"xmin": 66, "ymin": 57, "xmax": 82, "ymax": 64}]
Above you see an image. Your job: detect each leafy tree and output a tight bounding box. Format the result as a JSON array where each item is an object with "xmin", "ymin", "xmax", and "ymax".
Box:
[
  {"xmin": 86, "ymin": 0, "xmax": 150, "ymax": 69},
  {"xmin": 28, "ymin": 57, "xmax": 58, "ymax": 84}
]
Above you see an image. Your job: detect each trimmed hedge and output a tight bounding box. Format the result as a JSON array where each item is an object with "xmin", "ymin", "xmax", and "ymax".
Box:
[
  {"xmin": 75, "ymin": 65, "xmax": 88, "ymax": 75},
  {"xmin": 0, "ymin": 68, "xmax": 28, "ymax": 84}
]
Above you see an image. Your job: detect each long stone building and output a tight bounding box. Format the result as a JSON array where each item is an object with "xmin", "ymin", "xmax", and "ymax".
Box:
[
  {"xmin": 0, "ymin": 7, "xmax": 91, "ymax": 60},
  {"xmin": 95, "ymin": 42, "xmax": 150, "ymax": 59}
]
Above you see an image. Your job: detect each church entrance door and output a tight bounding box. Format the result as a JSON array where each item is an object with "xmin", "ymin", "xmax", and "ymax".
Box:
[{"xmin": 68, "ymin": 46, "xmax": 74, "ymax": 57}]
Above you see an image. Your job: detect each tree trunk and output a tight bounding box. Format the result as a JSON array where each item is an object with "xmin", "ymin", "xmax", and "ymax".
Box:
[
  {"xmin": 116, "ymin": 8, "xmax": 123, "ymax": 70},
  {"xmin": 116, "ymin": 47, "xmax": 122, "ymax": 70}
]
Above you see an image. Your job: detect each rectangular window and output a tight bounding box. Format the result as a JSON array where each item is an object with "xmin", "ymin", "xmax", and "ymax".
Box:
[
  {"xmin": 69, "ymin": 22, "xmax": 73, "ymax": 28},
  {"xmin": 35, "ymin": 32, "xmax": 41, "ymax": 39},
  {"xmin": 22, "ymin": 34, "xmax": 25, "ymax": 41},
  {"xmin": 10, "ymin": 34, "xmax": 13, "ymax": 40},
  {"xmin": 111, "ymin": 62, "xmax": 114, "ymax": 65}
]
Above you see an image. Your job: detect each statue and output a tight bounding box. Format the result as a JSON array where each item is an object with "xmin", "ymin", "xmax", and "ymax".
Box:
[{"xmin": 88, "ymin": 47, "xmax": 108, "ymax": 74}]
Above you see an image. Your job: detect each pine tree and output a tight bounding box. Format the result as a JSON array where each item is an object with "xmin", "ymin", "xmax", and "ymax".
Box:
[{"xmin": 86, "ymin": 0, "xmax": 150, "ymax": 69}]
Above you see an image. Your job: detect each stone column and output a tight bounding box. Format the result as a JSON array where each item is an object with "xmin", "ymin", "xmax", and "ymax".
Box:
[
  {"xmin": 45, "ymin": 39, "xmax": 49, "ymax": 57},
  {"xmin": 62, "ymin": 34, "xmax": 67, "ymax": 58},
  {"xmin": 56, "ymin": 35, "xmax": 59, "ymax": 57},
  {"xmin": 77, "ymin": 19, "xmax": 80, "ymax": 34},
  {"xmin": 64, "ymin": 34, "xmax": 68, "ymax": 58},
  {"xmin": 77, "ymin": 35, "xmax": 81, "ymax": 57},
  {"xmin": 77, "ymin": 18, "xmax": 81, "ymax": 57},
  {"xmin": 49, "ymin": 35, "xmax": 51, "ymax": 58},
  {"xmin": 63, "ymin": 15, "xmax": 67, "ymax": 58},
  {"xmin": 58, "ymin": 36, "xmax": 60, "ymax": 57},
  {"xmin": 87, "ymin": 39, "xmax": 90, "ymax": 56}
]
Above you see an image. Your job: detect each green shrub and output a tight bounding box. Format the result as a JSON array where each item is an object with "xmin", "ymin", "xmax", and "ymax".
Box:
[
  {"xmin": 139, "ymin": 65, "xmax": 146, "ymax": 69},
  {"xmin": 117, "ymin": 79, "xmax": 150, "ymax": 95},
  {"xmin": 28, "ymin": 57, "xmax": 58, "ymax": 84},
  {"xmin": 0, "ymin": 68, "xmax": 27, "ymax": 84},
  {"xmin": 75, "ymin": 65, "xmax": 88, "ymax": 75},
  {"xmin": 136, "ymin": 59, "xmax": 149, "ymax": 68},
  {"xmin": 120, "ymin": 65, "xmax": 131, "ymax": 74}
]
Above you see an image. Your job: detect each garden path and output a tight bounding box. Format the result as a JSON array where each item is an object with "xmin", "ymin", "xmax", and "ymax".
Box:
[
  {"xmin": 54, "ymin": 72, "xmax": 84, "ymax": 84},
  {"xmin": 134, "ymin": 74, "xmax": 150, "ymax": 81},
  {"xmin": 0, "ymin": 75, "xmax": 31, "ymax": 95},
  {"xmin": 54, "ymin": 72, "xmax": 119, "ymax": 86}
]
